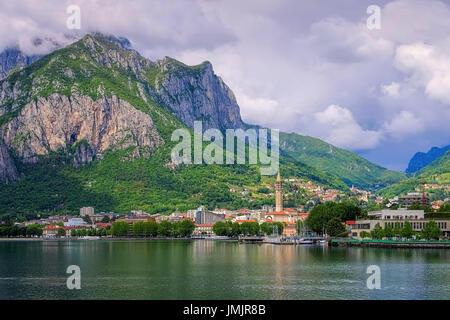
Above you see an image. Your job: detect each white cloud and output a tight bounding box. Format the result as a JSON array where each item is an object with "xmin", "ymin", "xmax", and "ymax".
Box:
[
  {"xmin": 1, "ymin": 0, "xmax": 450, "ymax": 169},
  {"xmin": 314, "ymin": 105, "xmax": 383, "ymax": 150},
  {"xmin": 381, "ymin": 82, "xmax": 401, "ymax": 97},
  {"xmin": 395, "ymin": 42, "xmax": 450, "ymax": 105},
  {"xmin": 383, "ymin": 110, "xmax": 425, "ymax": 139}
]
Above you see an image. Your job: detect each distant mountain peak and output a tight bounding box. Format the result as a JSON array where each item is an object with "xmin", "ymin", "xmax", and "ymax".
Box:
[
  {"xmin": 89, "ymin": 32, "xmax": 132, "ymax": 50},
  {"xmin": 406, "ymin": 145, "xmax": 450, "ymax": 174}
]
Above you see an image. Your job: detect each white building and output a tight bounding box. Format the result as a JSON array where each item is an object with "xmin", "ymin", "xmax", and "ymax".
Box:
[
  {"xmin": 80, "ymin": 207, "xmax": 94, "ymax": 216},
  {"xmin": 368, "ymin": 208, "xmax": 425, "ymax": 220},
  {"xmin": 64, "ymin": 218, "xmax": 88, "ymax": 227}
]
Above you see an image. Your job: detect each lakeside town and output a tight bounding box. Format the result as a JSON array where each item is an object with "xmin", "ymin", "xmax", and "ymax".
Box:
[{"xmin": 1, "ymin": 172, "xmax": 449, "ymax": 245}]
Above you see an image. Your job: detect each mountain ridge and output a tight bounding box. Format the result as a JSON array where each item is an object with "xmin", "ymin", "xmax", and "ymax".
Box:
[
  {"xmin": 0, "ymin": 33, "xmax": 406, "ymax": 215},
  {"xmin": 406, "ymin": 145, "xmax": 450, "ymax": 174}
]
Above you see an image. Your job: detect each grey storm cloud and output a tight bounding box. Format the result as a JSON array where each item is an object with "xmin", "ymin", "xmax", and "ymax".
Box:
[{"xmin": 0, "ymin": 0, "xmax": 449, "ymax": 171}]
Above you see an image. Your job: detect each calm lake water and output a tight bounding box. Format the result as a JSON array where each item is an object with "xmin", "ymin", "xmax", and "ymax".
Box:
[{"xmin": 0, "ymin": 240, "xmax": 449, "ymax": 300}]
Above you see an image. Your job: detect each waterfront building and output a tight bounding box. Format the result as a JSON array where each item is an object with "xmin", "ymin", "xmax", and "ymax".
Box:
[
  {"xmin": 368, "ymin": 208, "xmax": 425, "ymax": 220},
  {"xmin": 42, "ymin": 225, "xmax": 63, "ymax": 237},
  {"xmin": 193, "ymin": 224, "xmax": 214, "ymax": 236},
  {"xmin": 348, "ymin": 209, "xmax": 450, "ymax": 239}
]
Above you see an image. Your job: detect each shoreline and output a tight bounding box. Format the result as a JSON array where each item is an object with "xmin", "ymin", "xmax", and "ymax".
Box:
[
  {"xmin": 2, "ymin": 237, "xmax": 450, "ymax": 249},
  {"xmin": 331, "ymin": 238, "xmax": 450, "ymax": 249},
  {"xmin": 0, "ymin": 237, "xmax": 238, "ymax": 242}
]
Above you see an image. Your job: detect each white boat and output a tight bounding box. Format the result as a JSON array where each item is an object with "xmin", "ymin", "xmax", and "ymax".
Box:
[
  {"xmin": 299, "ymin": 239, "xmax": 313, "ymax": 244},
  {"xmin": 79, "ymin": 236, "xmax": 100, "ymax": 240}
]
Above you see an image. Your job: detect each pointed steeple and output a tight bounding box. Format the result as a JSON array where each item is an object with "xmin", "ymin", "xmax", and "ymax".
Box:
[{"xmin": 276, "ymin": 170, "xmax": 281, "ymax": 182}]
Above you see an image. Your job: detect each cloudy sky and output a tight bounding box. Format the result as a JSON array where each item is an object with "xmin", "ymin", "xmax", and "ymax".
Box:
[{"xmin": 1, "ymin": 0, "xmax": 450, "ymax": 171}]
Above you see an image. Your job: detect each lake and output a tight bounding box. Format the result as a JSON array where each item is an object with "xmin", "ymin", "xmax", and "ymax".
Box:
[{"xmin": 0, "ymin": 239, "xmax": 449, "ymax": 300}]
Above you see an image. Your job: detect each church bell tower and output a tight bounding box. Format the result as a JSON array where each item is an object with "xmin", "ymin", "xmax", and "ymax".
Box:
[{"xmin": 275, "ymin": 171, "xmax": 283, "ymax": 212}]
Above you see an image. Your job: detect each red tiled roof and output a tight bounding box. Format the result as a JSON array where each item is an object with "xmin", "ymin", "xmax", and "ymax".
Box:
[
  {"xmin": 195, "ymin": 224, "xmax": 213, "ymax": 227},
  {"xmin": 43, "ymin": 225, "xmax": 61, "ymax": 230},
  {"xmin": 235, "ymin": 220, "xmax": 256, "ymax": 223},
  {"xmin": 346, "ymin": 221, "xmax": 356, "ymax": 225}
]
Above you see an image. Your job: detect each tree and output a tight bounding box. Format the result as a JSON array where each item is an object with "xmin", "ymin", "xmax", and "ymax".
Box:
[
  {"xmin": 230, "ymin": 222, "xmax": 240, "ymax": 237},
  {"xmin": 305, "ymin": 203, "xmax": 333, "ymax": 234},
  {"xmin": 70, "ymin": 229, "xmax": 78, "ymax": 237},
  {"xmin": 393, "ymin": 223, "xmax": 402, "ymax": 238},
  {"xmin": 240, "ymin": 222, "xmax": 254, "ymax": 236},
  {"xmin": 272, "ymin": 222, "xmax": 284, "ymax": 235},
  {"xmin": 133, "ymin": 222, "xmax": 145, "ymax": 237},
  {"xmin": 212, "ymin": 221, "xmax": 228, "ymax": 236},
  {"xmin": 56, "ymin": 227, "xmax": 66, "ymax": 238},
  {"xmin": 438, "ymin": 203, "xmax": 450, "ymax": 213},
  {"xmin": 371, "ymin": 223, "xmax": 384, "ymax": 239},
  {"xmin": 296, "ymin": 219, "xmax": 305, "ymax": 236},
  {"xmin": 421, "ymin": 221, "xmax": 442, "ymax": 240},
  {"xmin": 179, "ymin": 219, "xmax": 195, "ymax": 237},
  {"xmin": 111, "ymin": 221, "xmax": 130, "ymax": 237},
  {"xmin": 26, "ymin": 224, "xmax": 42, "ymax": 237},
  {"xmin": 359, "ymin": 231, "xmax": 371, "ymax": 239},
  {"xmin": 249, "ymin": 222, "xmax": 260, "ymax": 236},
  {"xmin": 305, "ymin": 202, "xmax": 360, "ymax": 234},
  {"xmin": 101, "ymin": 215, "xmax": 111, "ymax": 223},
  {"xmin": 143, "ymin": 221, "xmax": 158, "ymax": 237},
  {"xmin": 260, "ymin": 222, "xmax": 273, "ymax": 235},
  {"xmin": 383, "ymin": 224, "xmax": 394, "ymax": 238},
  {"xmin": 401, "ymin": 221, "xmax": 414, "ymax": 239},
  {"xmin": 326, "ymin": 218, "xmax": 346, "ymax": 237},
  {"xmin": 172, "ymin": 222, "xmax": 182, "ymax": 237},
  {"xmin": 157, "ymin": 220, "xmax": 172, "ymax": 237}
]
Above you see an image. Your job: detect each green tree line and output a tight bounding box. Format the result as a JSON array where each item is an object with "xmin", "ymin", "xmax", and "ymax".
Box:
[{"xmin": 212, "ymin": 221, "xmax": 284, "ymax": 237}]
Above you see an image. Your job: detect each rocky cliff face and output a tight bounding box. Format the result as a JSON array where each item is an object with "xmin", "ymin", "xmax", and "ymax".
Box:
[
  {"xmin": 0, "ymin": 33, "xmax": 248, "ymax": 184},
  {"xmin": 0, "ymin": 47, "xmax": 41, "ymax": 80},
  {"xmin": 0, "ymin": 93, "xmax": 163, "ymax": 164},
  {"xmin": 0, "ymin": 138, "xmax": 17, "ymax": 183},
  {"xmin": 151, "ymin": 58, "xmax": 245, "ymax": 131}
]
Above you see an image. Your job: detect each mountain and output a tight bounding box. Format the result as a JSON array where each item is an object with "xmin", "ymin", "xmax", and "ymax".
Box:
[
  {"xmin": 406, "ymin": 145, "xmax": 450, "ymax": 174},
  {"xmin": 0, "ymin": 34, "xmax": 349, "ymax": 216},
  {"xmin": 279, "ymin": 132, "xmax": 405, "ymax": 190},
  {"xmin": 416, "ymin": 150, "xmax": 450, "ymax": 184},
  {"xmin": 0, "ymin": 47, "xmax": 41, "ymax": 80},
  {"xmin": 0, "ymin": 33, "xmax": 404, "ymax": 216},
  {"xmin": 0, "ymin": 36, "xmax": 67, "ymax": 80},
  {"xmin": 379, "ymin": 150, "xmax": 450, "ymax": 198}
]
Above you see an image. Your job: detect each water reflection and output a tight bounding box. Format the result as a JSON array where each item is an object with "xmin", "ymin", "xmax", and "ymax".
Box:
[{"xmin": 0, "ymin": 240, "xmax": 449, "ymax": 300}]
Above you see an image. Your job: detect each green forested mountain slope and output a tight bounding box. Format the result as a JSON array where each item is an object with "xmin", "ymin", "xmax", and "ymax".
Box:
[
  {"xmin": 279, "ymin": 132, "xmax": 405, "ymax": 190},
  {"xmin": 379, "ymin": 151, "xmax": 450, "ymax": 198}
]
